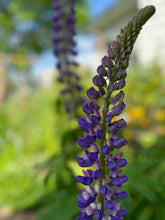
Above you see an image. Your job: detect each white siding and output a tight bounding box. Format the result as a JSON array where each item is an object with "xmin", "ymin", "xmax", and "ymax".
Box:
[
  {"xmin": 135, "ymin": 0, "xmax": 165, "ymax": 67},
  {"xmin": 104, "ymin": 12, "xmax": 137, "ymax": 41}
]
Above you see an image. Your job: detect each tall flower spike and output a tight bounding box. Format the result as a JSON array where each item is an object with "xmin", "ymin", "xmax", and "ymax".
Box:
[
  {"xmin": 53, "ymin": 0, "xmax": 84, "ymax": 116},
  {"xmin": 76, "ymin": 5, "xmax": 155, "ymax": 220}
]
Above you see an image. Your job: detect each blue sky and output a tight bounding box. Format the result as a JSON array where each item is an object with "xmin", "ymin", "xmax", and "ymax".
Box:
[{"xmin": 88, "ymin": 0, "xmax": 117, "ymax": 18}]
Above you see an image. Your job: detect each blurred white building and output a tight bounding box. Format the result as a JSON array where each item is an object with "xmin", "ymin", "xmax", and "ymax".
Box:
[
  {"xmin": 40, "ymin": 68, "xmax": 55, "ymax": 88},
  {"xmin": 88, "ymin": 0, "xmax": 165, "ymax": 68}
]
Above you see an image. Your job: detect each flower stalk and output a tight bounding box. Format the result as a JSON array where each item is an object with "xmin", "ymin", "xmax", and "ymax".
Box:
[
  {"xmin": 76, "ymin": 5, "xmax": 155, "ymax": 220},
  {"xmin": 53, "ymin": 0, "xmax": 84, "ymax": 116}
]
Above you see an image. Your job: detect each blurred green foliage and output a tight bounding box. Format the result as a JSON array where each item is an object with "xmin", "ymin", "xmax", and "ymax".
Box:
[
  {"xmin": 0, "ymin": 88, "xmax": 56, "ymax": 209},
  {"xmin": 1, "ymin": 1, "xmax": 164, "ymax": 220},
  {"xmin": 0, "ymin": 0, "xmax": 88, "ymax": 53},
  {"xmin": 121, "ymin": 65, "xmax": 165, "ymax": 220},
  {"xmin": 0, "ymin": 65, "xmax": 164, "ymax": 220},
  {"xmin": 0, "ymin": 77, "xmax": 85, "ymax": 218}
]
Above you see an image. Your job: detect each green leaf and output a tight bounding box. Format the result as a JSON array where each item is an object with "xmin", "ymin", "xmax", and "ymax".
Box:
[
  {"xmin": 131, "ymin": 199, "xmax": 149, "ymax": 219},
  {"xmin": 130, "ymin": 181, "xmax": 157, "ymax": 202},
  {"xmin": 36, "ymin": 190, "xmax": 79, "ymax": 220},
  {"xmin": 133, "ymin": 178, "xmax": 164, "ymax": 193},
  {"xmin": 121, "ymin": 190, "xmax": 132, "ymax": 213},
  {"xmin": 156, "ymin": 196, "xmax": 165, "ymax": 220},
  {"xmin": 127, "ymin": 159, "xmax": 164, "ymax": 178}
]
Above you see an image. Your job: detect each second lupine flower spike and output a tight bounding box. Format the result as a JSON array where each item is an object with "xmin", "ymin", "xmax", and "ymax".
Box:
[
  {"xmin": 76, "ymin": 5, "xmax": 155, "ymax": 220},
  {"xmin": 53, "ymin": 0, "xmax": 83, "ymax": 116}
]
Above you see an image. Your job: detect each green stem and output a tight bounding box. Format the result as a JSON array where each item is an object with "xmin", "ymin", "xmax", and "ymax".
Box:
[{"xmin": 97, "ymin": 85, "xmax": 112, "ymax": 210}]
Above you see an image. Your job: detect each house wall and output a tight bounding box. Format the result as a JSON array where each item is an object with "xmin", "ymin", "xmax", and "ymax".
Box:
[
  {"xmin": 89, "ymin": 0, "xmax": 164, "ymax": 69},
  {"xmin": 91, "ymin": 1, "xmax": 138, "ymax": 67},
  {"xmin": 96, "ymin": 15, "xmax": 143, "ymax": 67},
  {"xmin": 135, "ymin": 0, "xmax": 165, "ymax": 68},
  {"xmin": 104, "ymin": 13, "xmax": 139, "ymax": 65},
  {"xmin": 103, "ymin": 13, "xmax": 137, "ymax": 42}
]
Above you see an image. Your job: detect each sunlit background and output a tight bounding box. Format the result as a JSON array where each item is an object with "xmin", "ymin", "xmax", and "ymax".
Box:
[{"xmin": 0, "ymin": 0, "xmax": 165, "ymax": 219}]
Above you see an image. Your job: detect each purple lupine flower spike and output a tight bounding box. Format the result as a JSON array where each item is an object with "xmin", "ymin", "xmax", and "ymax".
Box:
[
  {"xmin": 76, "ymin": 5, "xmax": 155, "ymax": 220},
  {"xmin": 53, "ymin": 0, "xmax": 84, "ymax": 116}
]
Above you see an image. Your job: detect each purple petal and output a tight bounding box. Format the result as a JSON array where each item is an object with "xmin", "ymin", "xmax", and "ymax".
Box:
[
  {"xmin": 102, "ymin": 55, "xmax": 110, "ymax": 68},
  {"xmin": 110, "ymin": 83, "xmax": 115, "ymax": 92},
  {"xmin": 99, "ymin": 86, "xmax": 105, "ymax": 96},
  {"xmin": 88, "ymin": 152, "xmax": 98, "ymax": 162},
  {"xmin": 87, "ymin": 196, "xmax": 96, "ymax": 205},
  {"xmin": 112, "ymin": 103, "xmax": 125, "ymax": 116},
  {"xmin": 117, "ymin": 118, "xmax": 126, "ymax": 129},
  {"xmin": 116, "ymin": 191, "xmax": 128, "ymax": 200},
  {"xmin": 108, "ymin": 122, "xmax": 118, "ymax": 133},
  {"xmin": 77, "ymin": 138, "xmax": 90, "ymax": 148},
  {"xmin": 82, "ymin": 101, "xmax": 94, "ymax": 114},
  {"xmin": 77, "ymin": 215, "xmax": 93, "ymax": 220},
  {"xmin": 90, "ymin": 115, "xmax": 101, "ymax": 126},
  {"xmin": 99, "ymin": 74, "xmax": 106, "ymax": 85},
  {"xmin": 77, "ymin": 199, "xmax": 88, "ymax": 208},
  {"xmin": 111, "ymin": 177, "xmax": 122, "ymax": 186},
  {"xmin": 96, "ymin": 210, "xmax": 103, "ymax": 220},
  {"xmin": 107, "ymin": 161, "xmax": 116, "ymax": 170},
  {"xmin": 100, "ymin": 185, "xmax": 108, "ymax": 196},
  {"xmin": 115, "ymin": 79, "xmax": 126, "ymax": 90},
  {"xmin": 111, "ymin": 91, "xmax": 125, "ymax": 105},
  {"xmin": 106, "ymin": 113, "xmax": 112, "ymax": 123},
  {"xmin": 108, "ymin": 47, "xmax": 113, "ymax": 57},
  {"xmin": 78, "ymin": 118, "xmax": 92, "ymax": 132},
  {"xmin": 93, "ymin": 75, "xmax": 100, "ymax": 87},
  {"xmin": 122, "ymin": 59, "xmax": 128, "ymax": 68},
  {"xmin": 87, "ymin": 87, "xmax": 99, "ymax": 99},
  {"xmin": 111, "ymin": 217, "xmax": 122, "ymax": 220},
  {"xmin": 115, "ymin": 68, "xmax": 122, "ymax": 79},
  {"xmin": 96, "ymin": 130, "xmax": 104, "ymax": 139},
  {"xmin": 85, "ymin": 135, "xmax": 96, "ymax": 144},
  {"xmin": 102, "ymin": 145, "xmax": 110, "ymax": 155},
  {"xmin": 119, "ymin": 175, "xmax": 129, "ymax": 183},
  {"xmin": 97, "ymin": 65, "xmax": 107, "ymax": 76},
  {"xmin": 89, "ymin": 101, "xmax": 100, "ymax": 111},
  {"xmin": 117, "ymin": 209, "xmax": 128, "ymax": 217},
  {"xmin": 104, "ymin": 200, "xmax": 115, "ymax": 210},
  {"xmin": 77, "ymin": 157, "xmax": 93, "ymax": 167},
  {"xmin": 92, "ymin": 170, "xmax": 102, "ymax": 180},
  {"xmin": 112, "ymin": 138, "xmax": 128, "ymax": 148},
  {"xmin": 115, "ymin": 159, "xmax": 127, "ymax": 167},
  {"xmin": 76, "ymin": 176, "xmax": 93, "ymax": 185}
]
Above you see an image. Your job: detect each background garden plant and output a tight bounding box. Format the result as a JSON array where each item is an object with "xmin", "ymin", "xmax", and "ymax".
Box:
[{"xmin": 53, "ymin": 0, "xmax": 84, "ymax": 117}]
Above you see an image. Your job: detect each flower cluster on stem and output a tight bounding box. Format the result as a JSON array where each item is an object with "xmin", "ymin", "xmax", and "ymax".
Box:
[
  {"xmin": 53, "ymin": 0, "xmax": 83, "ymax": 115},
  {"xmin": 76, "ymin": 6, "xmax": 155, "ymax": 220}
]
